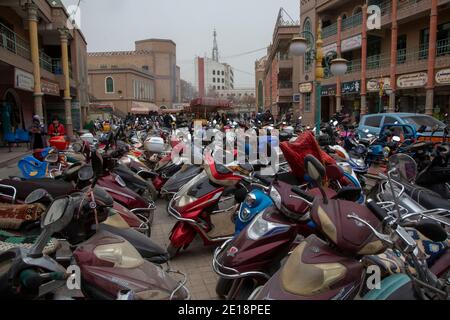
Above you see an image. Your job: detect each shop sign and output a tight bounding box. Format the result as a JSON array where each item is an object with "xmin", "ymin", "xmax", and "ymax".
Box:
[
  {"xmin": 342, "ymin": 81, "xmax": 360, "ymax": 94},
  {"xmin": 323, "ymin": 43, "xmax": 337, "ymax": 55},
  {"xmin": 342, "ymin": 34, "xmax": 362, "ymax": 53},
  {"xmin": 293, "ymin": 94, "xmax": 301, "ymax": 103},
  {"xmin": 14, "ymin": 68, "xmax": 34, "ymax": 92},
  {"xmin": 435, "ymin": 69, "xmax": 450, "ymax": 85},
  {"xmin": 41, "ymin": 80, "xmax": 60, "ymax": 96},
  {"xmin": 321, "ymin": 84, "xmax": 336, "ymax": 96},
  {"xmin": 367, "ymin": 78, "xmax": 391, "ymax": 92},
  {"xmin": 299, "ymin": 82, "xmax": 313, "ymax": 93},
  {"xmin": 397, "ymin": 72, "xmax": 427, "ymax": 88}
]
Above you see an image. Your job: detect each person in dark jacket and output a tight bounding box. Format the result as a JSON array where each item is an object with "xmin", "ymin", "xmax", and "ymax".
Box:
[{"xmin": 29, "ymin": 115, "xmax": 47, "ymax": 150}]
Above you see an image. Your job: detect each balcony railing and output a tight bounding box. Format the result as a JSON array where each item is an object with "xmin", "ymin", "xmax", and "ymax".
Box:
[
  {"xmin": 367, "ymin": 53, "xmax": 390, "ymax": 70},
  {"xmin": 322, "ymin": 23, "xmax": 337, "ymax": 39},
  {"xmin": 52, "ymin": 59, "xmax": 73, "ymax": 79},
  {"xmin": 346, "ymin": 59, "xmax": 362, "ymax": 74},
  {"xmin": 342, "ymin": 13, "xmax": 362, "ymax": 31},
  {"xmin": 278, "ymin": 81, "xmax": 293, "ymax": 89},
  {"xmin": 0, "ymin": 22, "xmax": 31, "ymax": 60},
  {"xmin": 40, "ymin": 51, "xmax": 52, "ymax": 73}
]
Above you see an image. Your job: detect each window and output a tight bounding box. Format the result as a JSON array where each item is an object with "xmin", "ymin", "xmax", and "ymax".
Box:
[
  {"xmin": 100, "ymin": 64, "xmax": 107, "ymax": 69},
  {"xmin": 364, "ymin": 115, "xmax": 383, "ymax": 128},
  {"xmin": 419, "ymin": 28, "xmax": 430, "ymax": 60},
  {"xmin": 142, "ymin": 65, "xmax": 149, "ymax": 71},
  {"xmin": 213, "ymin": 86, "xmax": 216, "ymax": 90},
  {"xmin": 213, "ymin": 70, "xmax": 216, "ymax": 75},
  {"xmin": 304, "ymin": 93, "xmax": 311, "ymax": 112},
  {"xmin": 221, "ymin": 71, "xmax": 224, "ymax": 75},
  {"xmin": 213, "ymin": 78, "xmax": 216, "ymax": 83},
  {"xmin": 383, "ymin": 116, "xmax": 398, "ymax": 126},
  {"xmin": 222, "ymin": 86, "xmax": 225, "ymax": 90},
  {"xmin": 397, "ymin": 35, "xmax": 407, "ymax": 64},
  {"xmin": 222, "ymin": 78, "xmax": 224, "ymax": 83},
  {"xmin": 105, "ymin": 77, "xmax": 114, "ymax": 93},
  {"xmin": 303, "ymin": 18, "xmax": 312, "ymax": 72}
]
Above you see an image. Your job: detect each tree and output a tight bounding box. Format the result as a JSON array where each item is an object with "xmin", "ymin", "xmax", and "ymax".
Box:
[{"xmin": 180, "ymin": 80, "xmax": 197, "ymax": 102}]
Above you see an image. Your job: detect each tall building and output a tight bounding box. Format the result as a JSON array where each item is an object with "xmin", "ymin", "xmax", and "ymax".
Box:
[
  {"xmin": 254, "ymin": 8, "xmax": 301, "ymax": 118},
  {"xmin": 88, "ymin": 39, "xmax": 180, "ymax": 115},
  {"xmin": 298, "ymin": 0, "xmax": 450, "ymax": 126},
  {"xmin": 0, "ymin": 0, "xmax": 89, "ymax": 139},
  {"xmin": 195, "ymin": 30, "xmax": 234, "ymax": 97}
]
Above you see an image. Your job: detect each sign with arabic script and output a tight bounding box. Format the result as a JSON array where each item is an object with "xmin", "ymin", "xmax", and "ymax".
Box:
[{"xmin": 342, "ymin": 81, "xmax": 360, "ymax": 94}]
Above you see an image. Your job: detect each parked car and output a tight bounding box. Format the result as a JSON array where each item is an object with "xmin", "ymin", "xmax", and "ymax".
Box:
[{"xmin": 358, "ymin": 113, "xmax": 447, "ymax": 141}]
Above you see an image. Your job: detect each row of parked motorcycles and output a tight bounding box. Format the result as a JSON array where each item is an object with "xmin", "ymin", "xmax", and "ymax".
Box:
[{"xmin": 0, "ymin": 116, "xmax": 448, "ymax": 300}]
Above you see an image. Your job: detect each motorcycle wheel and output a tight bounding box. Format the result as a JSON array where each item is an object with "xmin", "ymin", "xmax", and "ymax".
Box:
[
  {"xmin": 216, "ymin": 278, "xmax": 233, "ymax": 299},
  {"xmin": 167, "ymin": 243, "xmax": 181, "ymax": 259}
]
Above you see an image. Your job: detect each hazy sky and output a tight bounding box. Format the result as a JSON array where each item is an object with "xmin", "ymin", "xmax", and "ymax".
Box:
[{"xmin": 61, "ymin": 0, "xmax": 299, "ymax": 88}]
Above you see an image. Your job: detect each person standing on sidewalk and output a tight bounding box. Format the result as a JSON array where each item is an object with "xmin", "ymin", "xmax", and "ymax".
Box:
[{"xmin": 29, "ymin": 115, "xmax": 47, "ymax": 150}]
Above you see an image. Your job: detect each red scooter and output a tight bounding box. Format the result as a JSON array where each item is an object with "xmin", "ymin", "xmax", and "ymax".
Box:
[{"xmin": 167, "ymin": 151, "xmax": 251, "ymax": 257}]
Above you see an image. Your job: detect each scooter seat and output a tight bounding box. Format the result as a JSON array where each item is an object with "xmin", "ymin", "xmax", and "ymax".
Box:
[
  {"xmin": 0, "ymin": 179, "xmax": 74, "ymax": 202},
  {"xmin": 403, "ymin": 183, "xmax": 450, "ymax": 211},
  {"xmin": 0, "ymin": 230, "xmax": 60, "ymax": 255}
]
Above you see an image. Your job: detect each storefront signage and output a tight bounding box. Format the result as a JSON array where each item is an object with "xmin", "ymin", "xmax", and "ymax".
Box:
[
  {"xmin": 323, "ymin": 43, "xmax": 337, "ymax": 55},
  {"xmin": 435, "ymin": 69, "xmax": 450, "ymax": 85},
  {"xmin": 14, "ymin": 68, "xmax": 34, "ymax": 92},
  {"xmin": 342, "ymin": 81, "xmax": 361, "ymax": 94},
  {"xmin": 321, "ymin": 84, "xmax": 336, "ymax": 96},
  {"xmin": 342, "ymin": 34, "xmax": 362, "ymax": 53},
  {"xmin": 367, "ymin": 78, "xmax": 391, "ymax": 92},
  {"xmin": 299, "ymin": 82, "xmax": 313, "ymax": 93},
  {"xmin": 41, "ymin": 80, "xmax": 60, "ymax": 96},
  {"xmin": 397, "ymin": 72, "xmax": 428, "ymax": 88},
  {"xmin": 293, "ymin": 94, "xmax": 301, "ymax": 103}
]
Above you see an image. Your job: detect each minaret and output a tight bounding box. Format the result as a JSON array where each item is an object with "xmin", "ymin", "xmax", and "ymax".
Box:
[{"xmin": 212, "ymin": 29, "xmax": 219, "ymax": 62}]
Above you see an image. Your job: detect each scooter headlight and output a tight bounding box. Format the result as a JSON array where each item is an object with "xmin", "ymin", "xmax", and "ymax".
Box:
[
  {"xmin": 94, "ymin": 240, "xmax": 144, "ymax": 268},
  {"xmin": 269, "ymin": 186, "xmax": 282, "ymax": 210},
  {"xmin": 245, "ymin": 193, "xmax": 257, "ymax": 207},
  {"xmin": 247, "ymin": 212, "xmax": 290, "ymax": 240}
]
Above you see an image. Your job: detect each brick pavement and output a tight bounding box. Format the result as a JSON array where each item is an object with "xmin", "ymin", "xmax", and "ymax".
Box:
[{"xmin": 151, "ymin": 200, "xmax": 220, "ymax": 300}]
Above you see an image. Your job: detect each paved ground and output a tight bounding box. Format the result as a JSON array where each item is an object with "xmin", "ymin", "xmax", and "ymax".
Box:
[{"xmin": 151, "ymin": 200, "xmax": 220, "ymax": 300}]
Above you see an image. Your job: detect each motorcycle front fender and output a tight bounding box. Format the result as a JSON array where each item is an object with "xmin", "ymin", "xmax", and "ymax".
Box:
[{"xmin": 169, "ymin": 222, "xmax": 197, "ymax": 250}]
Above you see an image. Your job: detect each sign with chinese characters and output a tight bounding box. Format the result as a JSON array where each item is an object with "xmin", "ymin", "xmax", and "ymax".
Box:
[
  {"xmin": 342, "ymin": 34, "xmax": 362, "ymax": 53},
  {"xmin": 397, "ymin": 72, "xmax": 428, "ymax": 88},
  {"xmin": 299, "ymin": 82, "xmax": 313, "ymax": 93},
  {"xmin": 321, "ymin": 84, "xmax": 337, "ymax": 96},
  {"xmin": 435, "ymin": 69, "xmax": 450, "ymax": 85},
  {"xmin": 41, "ymin": 80, "xmax": 60, "ymax": 96},
  {"xmin": 342, "ymin": 81, "xmax": 361, "ymax": 94},
  {"xmin": 367, "ymin": 78, "xmax": 391, "ymax": 92},
  {"xmin": 14, "ymin": 68, "xmax": 34, "ymax": 92}
]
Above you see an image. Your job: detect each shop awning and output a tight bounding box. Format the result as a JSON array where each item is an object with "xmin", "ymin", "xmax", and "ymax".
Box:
[{"xmin": 131, "ymin": 101, "xmax": 159, "ymax": 114}]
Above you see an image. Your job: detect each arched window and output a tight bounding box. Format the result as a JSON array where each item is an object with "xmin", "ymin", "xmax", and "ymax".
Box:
[
  {"xmin": 303, "ymin": 18, "xmax": 312, "ymax": 72},
  {"xmin": 105, "ymin": 77, "xmax": 114, "ymax": 93}
]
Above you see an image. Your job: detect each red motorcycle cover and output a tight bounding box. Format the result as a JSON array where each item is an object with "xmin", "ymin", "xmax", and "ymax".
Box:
[{"xmin": 280, "ymin": 131, "xmax": 336, "ymax": 179}]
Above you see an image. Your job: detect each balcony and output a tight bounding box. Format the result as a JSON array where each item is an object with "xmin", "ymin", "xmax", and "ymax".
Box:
[
  {"xmin": 278, "ymin": 52, "xmax": 293, "ymax": 70},
  {"xmin": 341, "ymin": 13, "xmax": 362, "ymax": 32},
  {"xmin": 322, "ymin": 22, "xmax": 337, "ymax": 39},
  {"xmin": 0, "ymin": 22, "xmax": 31, "ymax": 60},
  {"xmin": 278, "ymin": 80, "xmax": 293, "ymax": 97}
]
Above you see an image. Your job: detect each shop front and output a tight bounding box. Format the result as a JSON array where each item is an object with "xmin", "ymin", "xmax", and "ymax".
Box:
[
  {"xmin": 396, "ymin": 72, "xmax": 428, "ymax": 114},
  {"xmin": 366, "ymin": 77, "xmax": 391, "ymax": 114},
  {"xmin": 320, "ymin": 84, "xmax": 336, "ymax": 122},
  {"xmin": 341, "ymin": 80, "xmax": 361, "ymax": 122},
  {"xmin": 434, "ymin": 68, "xmax": 450, "ymax": 121}
]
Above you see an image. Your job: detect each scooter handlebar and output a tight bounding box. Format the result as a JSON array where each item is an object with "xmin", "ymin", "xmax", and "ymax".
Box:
[
  {"xmin": 367, "ymin": 199, "xmax": 390, "ymax": 223},
  {"xmin": 291, "ymin": 187, "xmax": 315, "ymax": 203},
  {"xmin": 253, "ymin": 173, "xmax": 272, "ymax": 186}
]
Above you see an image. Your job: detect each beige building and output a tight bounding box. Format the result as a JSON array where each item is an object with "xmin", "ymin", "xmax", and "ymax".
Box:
[
  {"xmin": 0, "ymin": 0, "xmax": 89, "ymax": 140},
  {"xmin": 88, "ymin": 39, "xmax": 181, "ymax": 115},
  {"xmin": 255, "ymin": 8, "xmax": 301, "ymax": 119},
  {"xmin": 298, "ymin": 0, "xmax": 450, "ymax": 126}
]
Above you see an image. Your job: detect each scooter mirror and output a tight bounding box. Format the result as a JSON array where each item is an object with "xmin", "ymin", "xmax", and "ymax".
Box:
[
  {"xmin": 25, "ymin": 189, "xmax": 54, "ymax": 205},
  {"xmin": 72, "ymin": 143, "xmax": 83, "ymax": 153},
  {"xmin": 44, "ymin": 153, "xmax": 59, "ymax": 164},
  {"xmin": 78, "ymin": 165, "xmax": 95, "ymax": 182},
  {"xmin": 42, "ymin": 197, "xmax": 69, "ymax": 227},
  {"xmin": 388, "ymin": 154, "xmax": 417, "ymax": 183}
]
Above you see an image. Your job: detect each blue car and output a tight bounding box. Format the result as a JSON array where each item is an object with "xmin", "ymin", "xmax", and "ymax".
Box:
[{"xmin": 358, "ymin": 113, "xmax": 446, "ymax": 140}]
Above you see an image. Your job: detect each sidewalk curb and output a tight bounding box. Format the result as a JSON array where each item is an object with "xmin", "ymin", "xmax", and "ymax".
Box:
[{"xmin": 0, "ymin": 151, "xmax": 30, "ymax": 167}]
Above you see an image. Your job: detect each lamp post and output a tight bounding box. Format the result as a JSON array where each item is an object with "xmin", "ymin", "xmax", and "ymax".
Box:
[{"xmin": 290, "ymin": 21, "xmax": 348, "ymax": 135}]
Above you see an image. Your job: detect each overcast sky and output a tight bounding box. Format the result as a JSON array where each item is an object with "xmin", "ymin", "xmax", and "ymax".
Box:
[{"xmin": 61, "ymin": 0, "xmax": 299, "ymax": 88}]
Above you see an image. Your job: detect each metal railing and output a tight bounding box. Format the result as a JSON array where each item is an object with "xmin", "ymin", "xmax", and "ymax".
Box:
[
  {"xmin": 437, "ymin": 37, "xmax": 450, "ymax": 57},
  {"xmin": 39, "ymin": 51, "xmax": 52, "ymax": 73},
  {"xmin": 367, "ymin": 53, "xmax": 390, "ymax": 69},
  {"xmin": 346, "ymin": 59, "xmax": 362, "ymax": 74},
  {"xmin": 342, "ymin": 13, "xmax": 363, "ymax": 31},
  {"xmin": 52, "ymin": 59, "xmax": 73, "ymax": 79},
  {"xmin": 278, "ymin": 80, "xmax": 293, "ymax": 89},
  {"xmin": 0, "ymin": 22, "xmax": 31, "ymax": 60},
  {"xmin": 322, "ymin": 22, "xmax": 337, "ymax": 39}
]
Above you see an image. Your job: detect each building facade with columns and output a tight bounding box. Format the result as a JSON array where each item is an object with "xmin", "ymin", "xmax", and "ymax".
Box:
[
  {"xmin": 88, "ymin": 39, "xmax": 181, "ymax": 115},
  {"xmin": 299, "ymin": 0, "xmax": 450, "ymax": 126},
  {"xmin": 257, "ymin": 8, "xmax": 301, "ymax": 119},
  {"xmin": 0, "ymin": 0, "xmax": 89, "ymax": 140}
]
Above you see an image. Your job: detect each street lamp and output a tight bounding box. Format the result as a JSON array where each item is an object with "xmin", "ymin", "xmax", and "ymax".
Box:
[{"xmin": 290, "ymin": 21, "xmax": 348, "ymax": 135}]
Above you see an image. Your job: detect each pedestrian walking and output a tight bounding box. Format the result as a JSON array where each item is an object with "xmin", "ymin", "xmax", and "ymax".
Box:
[{"xmin": 29, "ymin": 115, "xmax": 47, "ymax": 150}]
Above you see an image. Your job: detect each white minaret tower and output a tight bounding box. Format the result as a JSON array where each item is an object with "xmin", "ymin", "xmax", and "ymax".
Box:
[{"xmin": 212, "ymin": 28, "xmax": 219, "ymax": 62}]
